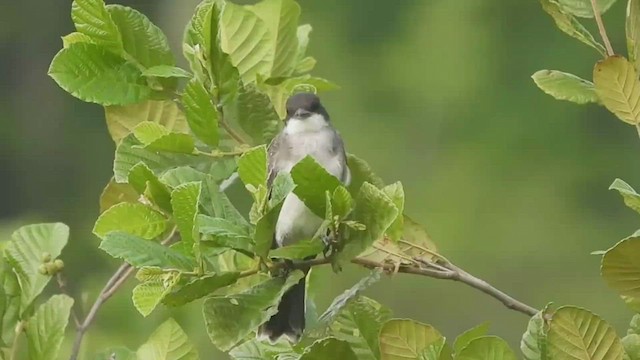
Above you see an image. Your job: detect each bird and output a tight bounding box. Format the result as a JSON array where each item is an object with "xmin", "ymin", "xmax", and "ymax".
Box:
[{"xmin": 257, "ymin": 92, "xmax": 350, "ymax": 343}]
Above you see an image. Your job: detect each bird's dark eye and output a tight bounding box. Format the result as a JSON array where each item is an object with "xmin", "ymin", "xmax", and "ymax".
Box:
[{"xmin": 310, "ymin": 101, "xmax": 320, "ymax": 112}]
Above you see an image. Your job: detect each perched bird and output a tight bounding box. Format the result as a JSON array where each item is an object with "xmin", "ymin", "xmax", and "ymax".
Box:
[{"xmin": 257, "ymin": 92, "xmax": 350, "ymax": 343}]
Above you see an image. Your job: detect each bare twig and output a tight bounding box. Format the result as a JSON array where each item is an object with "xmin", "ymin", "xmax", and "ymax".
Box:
[
  {"xmin": 56, "ymin": 273, "xmax": 81, "ymax": 328},
  {"xmin": 591, "ymin": 0, "xmax": 614, "ymax": 56}
]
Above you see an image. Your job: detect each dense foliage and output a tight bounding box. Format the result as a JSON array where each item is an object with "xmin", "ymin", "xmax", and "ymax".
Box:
[{"xmin": 1, "ymin": 0, "xmax": 640, "ymax": 359}]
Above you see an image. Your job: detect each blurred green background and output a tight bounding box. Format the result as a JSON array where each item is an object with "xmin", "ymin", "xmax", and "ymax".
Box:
[{"xmin": 2, "ymin": 0, "xmax": 639, "ymax": 358}]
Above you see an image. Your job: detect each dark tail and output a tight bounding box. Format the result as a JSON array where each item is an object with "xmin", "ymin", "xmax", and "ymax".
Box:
[{"xmin": 258, "ymin": 276, "xmax": 306, "ymax": 343}]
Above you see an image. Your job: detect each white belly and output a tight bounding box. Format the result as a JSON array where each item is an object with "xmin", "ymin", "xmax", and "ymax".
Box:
[{"xmin": 274, "ymin": 127, "xmax": 347, "ymax": 247}]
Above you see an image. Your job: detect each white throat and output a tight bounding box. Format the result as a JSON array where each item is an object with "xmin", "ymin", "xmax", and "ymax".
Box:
[{"xmin": 284, "ymin": 113, "xmax": 328, "ymax": 135}]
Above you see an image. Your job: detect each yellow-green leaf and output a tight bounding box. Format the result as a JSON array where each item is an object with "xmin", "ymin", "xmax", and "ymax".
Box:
[
  {"xmin": 602, "ymin": 236, "xmax": 640, "ymax": 299},
  {"xmin": 540, "ymin": 0, "xmax": 606, "ymax": 56},
  {"xmin": 532, "ymin": 70, "xmax": 599, "ymax": 104},
  {"xmin": 379, "ymin": 319, "xmax": 444, "ymax": 360},
  {"xmin": 594, "ymin": 55, "xmax": 640, "ymax": 125},
  {"xmin": 93, "ymin": 202, "xmax": 166, "ymax": 240},
  {"xmin": 105, "ymin": 100, "xmax": 189, "ymax": 144}
]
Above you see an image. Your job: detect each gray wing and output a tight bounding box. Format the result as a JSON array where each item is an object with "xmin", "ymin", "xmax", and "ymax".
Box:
[
  {"xmin": 267, "ymin": 132, "xmax": 285, "ymax": 190},
  {"xmin": 332, "ymin": 130, "xmax": 351, "ymax": 185}
]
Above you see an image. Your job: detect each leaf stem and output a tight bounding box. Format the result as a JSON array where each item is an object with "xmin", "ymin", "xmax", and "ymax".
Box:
[
  {"xmin": 590, "ymin": 0, "xmax": 614, "ymax": 56},
  {"xmin": 9, "ymin": 321, "xmax": 24, "ymax": 360},
  {"xmin": 218, "ymin": 107, "xmax": 249, "ymax": 145},
  {"xmin": 194, "ymin": 148, "xmax": 248, "ymax": 158}
]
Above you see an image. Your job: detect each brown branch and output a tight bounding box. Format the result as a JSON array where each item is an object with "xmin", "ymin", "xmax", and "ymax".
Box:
[
  {"xmin": 68, "ymin": 227, "xmax": 177, "ymax": 360},
  {"xmin": 591, "ymin": 0, "xmax": 614, "ymax": 56},
  {"xmin": 242, "ymin": 255, "xmax": 539, "ymax": 317}
]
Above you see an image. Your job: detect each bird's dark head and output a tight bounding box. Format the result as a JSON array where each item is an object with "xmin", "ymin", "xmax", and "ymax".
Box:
[{"xmin": 285, "ymin": 92, "xmax": 329, "ymax": 121}]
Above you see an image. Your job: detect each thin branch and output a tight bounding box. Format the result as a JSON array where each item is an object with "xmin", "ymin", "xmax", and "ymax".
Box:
[
  {"xmin": 56, "ymin": 273, "xmax": 82, "ymax": 328},
  {"xmin": 241, "ymin": 255, "xmax": 539, "ymax": 317},
  {"xmin": 218, "ymin": 107, "xmax": 249, "ymax": 145},
  {"xmin": 591, "ymin": 0, "xmax": 614, "ymax": 56}
]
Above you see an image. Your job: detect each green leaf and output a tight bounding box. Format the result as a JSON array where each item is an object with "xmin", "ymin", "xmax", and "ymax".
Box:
[
  {"xmin": 531, "ymin": 70, "xmax": 599, "ymax": 104},
  {"xmin": 62, "ymin": 32, "xmax": 94, "ymax": 48},
  {"xmin": 106, "ymin": 5, "xmax": 174, "ymax": 69},
  {"xmin": 379, "ymin": 319, "xmax": 445, "ymax": 360},
  {"xmin": 399, "ymin": 216, "xmax": 439, "ymax": 262},
  {"xmin": 317, "ymin": 269, "xmax": 383, "ymax": 327},
  {"xmin": 0, "ymin": 259, "xmax": 20, "ymax": 346},
  {"xmin": 539, "ymin": 0, "xmax": 606, "ymax": 56},
  {"xmin": 602, "ymin": 236, "xmax": 640, "ymax": 299},
  {"xmin": 629, "ymin": 314, "xmax": 640, "ymax": 335},
  {"xmin": 420, "ymin": 337, "xmax": 453, "ymax": 360},
  {"xmin": 628, "ymin": 0, "xmax": 640, "ymax": 71},
  {"xmin": 99, "ymin": 178, "xmax": 138, "ymax": 213},
  {"xmin": 71, "ymin": 0, "xmax": 123, "ymax": 53},
  {"xmin": 557, "ymin": 0, "xmax": 618, "ymax": 18},
  {"xmin": 229, "ymin": 339, "xmax": 296, "ymax": 360},
  {"xmin": 594, "ymin": 55, "xmax": 640, "ymax": 125},
  {"xmin": 143, "ymin": 65, "xmax": 191, "ymax": 79},
  {"xmin": 207, "ymin": 0, "xmax": 240, "ymax": 106},
  {"xmin": 209, "ymin": 183, "xmax": 249, "ymax": 227},
  {"xmin": 134, "ymin": 121, "xmax": 170, "ymax": 145},
  {"xmin": 291, "ymin": 156, "xmax": 342, "ymax": 218},
  {"xmin": 198, "ymin": 214, "xmax": 252, "ymax": 240},
  {"xmin": 382, "ymin": 182, "xmax": 405, "ymax": 241},
  {"xmin": 132, "ymin": 271, "xmax": 180, "ymax": 316},
  {"xmin": 146, "ymin": 133, "xmax": 196, "ymax": 154},
  {"xmin": 454, "ymin": 322, "xmax": 490, "ymax": 355},
  {"xmin": 105, "ymin": 100, "xmax": 189, "ymax": 144},
  {"xmin": 163, "ymin": 272, "xmax": 240, "ymax": 307},
  {"xmin": 238, "ymin": 145, "xmax": 268, "ymax": 189},
  {"xmin": 4, "ymin": 223, "xmax": 69, "ymax": 312},
  {"xmin": 253, "ymin": 202, "xmax": 283, "ymax": 258},
  {"xmin": 247, "ymin": 0, "xmax": 300, "ymax": 78},
  {"xmin": 48, "ymin": 43, "xmax": 150, "ymax": 105},
  {"xmin": 347, "ymin": 154, "xmax": 384, "ymax": 194},
  {"xmin": 456, "ymin": 336, "xmax": 516, "ymax": 360},
  {"xmin": 331, "ymin": 186, "xmax": 353, "ymax": 220},
  {"xmin": 182, "ymin": 78, "xmax": 219, "ymax": 147},
  {"xmin": 93, "ymin": 202, "xmax": 167, "ymax": 240},
  {"xmin": 330, "ymin": 296, "xmax": 392, "ymax": 360},
  {"xmin": 547, "ymin": 306, "xmax": 624, "ymax": 360},
  {"xmin": 269, "ymin": 239, "xmax": 324, "ymax": 259},
  {"xmin": 171, "ymin": 182, "xmax": 202, "ymax": 247},
  {"xmin": 268, "ymin": 172, "xmax": 295, "ymax": 209},
  {"xmin": 521, "ymin": 311, "xmax": 548, "ymax": 360},
  {"xmin": 94, "ymin": 347, "xmax": 136, "ymax": 360},
  {"xmin": 202, "ymin": 270, "xmax": 305, "ymax": 351},
  {"xmin": 623, "ymin": 334, "xmax": 640, "ymax": 360},
  {"xmin": 136, "ymin": 318, "xmax": 200, "ymax": 360},
  {"xmin": 113, "ymin": 134, "xmax": 209, "ymax": 183},
  {"xmin": 127, "ymin": 162, "xmax": 173, "ymax": 213},
  {"xmin": 336, "ymin": 183, "xmax": 399, "ymax": 264},
  {"xmin": 99, "ymin": 232, "xmax": 196, "ymax": 270},
  {"xmin": 237, "ymin": 84, "xmax": 281, "ymax": 144},
  {"xmin": 25, "ymin": 294, "xmax": 74, "ymax": 360},
  {"xmin": 220, "ymin": 2, "xmax": 273, "ymax": 81},
  {"xmin": 294, "ymin": 24, "xmax": 313, "ymax": 72},
  {"xmin": 299, "ymin": 338, "xmax": 357, "ymax": 360},
  {"xmin": 609, "ymin": 179, "xmax": 640, "ymax": 213}
]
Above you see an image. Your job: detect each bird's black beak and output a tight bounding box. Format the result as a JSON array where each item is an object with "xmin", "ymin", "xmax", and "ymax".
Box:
[{"xmin": 294, "ymin": 109, "xmax": 312, "ymax": 118}]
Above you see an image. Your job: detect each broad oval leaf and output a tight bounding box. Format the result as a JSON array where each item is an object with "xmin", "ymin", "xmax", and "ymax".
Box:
[
  {"xmin": 540, "ymin": 0, "xmax": 606, "ymax": 55},
  {"xmin": 246, "ymin": 0, "xmax": 301, "ymax": 78},
  {"xmin": 182, "ymin": 78, "xmax": 219, "ymax": 147},
  {"xmin": 62, "ymin": 32, "xmax": 94, "ymax": 48},
  {"xmin": 132, "ymin": 271, "xmax": 180, "ymax": 317},
  {"xmin": 269, "ymin": 238, "xmax": 324, "ymax": 259},
  {"xmin": 49, "ymin": 43, "xmax": 150, "ymax": 105},
  {"xmin": 4, "ymin": 223, "xmax": 69, "ymax": 312},
  {"xmin": 202, "ymin": 270, "xmax": 304, "ymax": 351},
  {"xmin": 609, "ymin": 178, "xmax": 640, "ymax": 214},
  {"xmin": 25, "ymin": 295, "xmax": 74, "ymax": 360},
  {"xmin": 229, "ymin": 339, "xmax": 296, "ymax": 360},
  {"xmin": 290, "ymin": 156, "xmax": 343, "ymax": 218},
  {"xmin": 532, "ymin": 70, "xmax": 599, "ymax": 104},
  {"xmin": 142, "ymin": 65, "xmax": 191, "ymax": 79},
  {"xmin": 454, "ymin": 322, "xmax": 490, "ymax": 355},
  {"xmin": 93, "ymin": 202, "xmax": 167, "ymax": 240},
  {"xmin": 521, "ymin": 311, "xmax": 548, "ymax": 360},
  {"xmin": 602, "ymin": 236, "xmax": 640, "ymax": 299},
  {"xmin": 163, "ymin": 272, "xmax": 240, "ymax": 307},
  {"xmin": 71, "ymin": 0, "xmax": 123, "ymax": 53},
  {"xmin": 105, "ymin": 100, "xmax": 189, "ymax": 143},
  {"xmin": 99, "ymin": 178, "xmax": 138, "ymax": 213},
  {"xmin": 127, "ymin": 162, "xmax": 173, "ymax": 213},
  {"xmin": 594, "ymin": 55, "xmax": 640, "ymax": 125},
  {"xmin": 558, "ymin": 0, "xmax": 619, "ymax": 18},
  {"xmin": 99, "ymin": 232, "xmax": 196, "ymax": 270},
  {"xmin": 329, "ymin": 296, "xmax": 392, "ymax": 360},
  {"xmin": 547, "ymin": 306, "xmax": 624, "ymax": 360},
  {"xmin": 171, "ymin": 182, "xmax": 202, "ymax": 247},
  {"xmin": 237, "ymin": 84, "xmax": 281, "ymax": 145},
  {"xmin": 299, "ymin": 338, "xmax": 357, "ymax": 360},
  {"xmin": 379, "ymin": 319, "xmax": 444, "ymax": 360},
  {"xmin": 220, "ymin": 2, "xmax": 273, "ymax": 81},
  {"xmin": 456, "ymin": 336, "xmax": 517, "ymax": 360},
  {"xmin": 136, "ymin": 318, "xmax": 200, "ymax": 360},
  {"xmin": 622, "ymin": 334, "xmax": 640, "ymax": 360},
  {"xmin": 347, "ymin": 154, "xmax": 384, "ymax": 194},
  {"xmin": 238, "ymin": 145, "xmax": 268, "ymax": 189}
]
